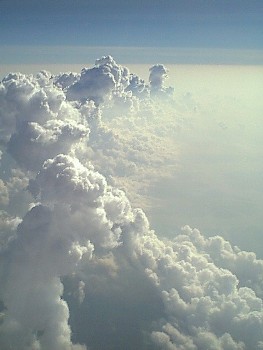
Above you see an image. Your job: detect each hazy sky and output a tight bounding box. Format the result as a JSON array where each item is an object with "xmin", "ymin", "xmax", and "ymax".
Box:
[{"xmin": 0, "ymin": 0, "xmax": 263, "ymax": 64}]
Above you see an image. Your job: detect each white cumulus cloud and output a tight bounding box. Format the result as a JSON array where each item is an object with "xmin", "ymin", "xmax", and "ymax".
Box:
[{"xmin": 0, "ymin": 56, "xmax": 262, "ymax": 350}]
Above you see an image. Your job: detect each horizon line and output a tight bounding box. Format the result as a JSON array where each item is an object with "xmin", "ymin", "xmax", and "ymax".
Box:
[{"xmin": 1, "ymin": 45, "xmax": 263, "ymax": 66}]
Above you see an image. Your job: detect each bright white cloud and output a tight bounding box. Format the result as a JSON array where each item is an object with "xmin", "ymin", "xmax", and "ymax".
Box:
[{"xmin": 0, "ymin": 57, "xmax": 262, "ymax": 350}]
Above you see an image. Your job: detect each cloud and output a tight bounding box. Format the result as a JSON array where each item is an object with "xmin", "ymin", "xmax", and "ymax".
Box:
[
  {"xmin": 66, "ymin": 55, "xmax": 131, "ymax": 105},
  {"xmin": 0, "ymin": 198, "xmax": 93, "ymax": 349},
  {"xmin": 0, "ymin": 210, "xmax": 21, "ymax": 253},
  {"xmin": 0, "ymin": 57, "xmax": 263, "ymax": 350},
  {"xmin": 134, "ymin": 226, "xmax": 263, "ymax": 349},
  {"xmin": 0, "ymin": 71, "xmax": 64, "ymax": 142},
  {"xmin": 7, "ymin": 119, "xmax": 89, "ymax": 171},
  {"xmin": 0, "ymin": 179, "xmax": 9, "ymax": 207},
  {"xmin": 149, "ymin": 64, "xmax": 169, "ymax": 93}
]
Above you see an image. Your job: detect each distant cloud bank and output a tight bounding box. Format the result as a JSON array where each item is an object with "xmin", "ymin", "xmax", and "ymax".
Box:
[{"xmin": 1, "ymin": 46, "xmax": 263, "ymax": 65}]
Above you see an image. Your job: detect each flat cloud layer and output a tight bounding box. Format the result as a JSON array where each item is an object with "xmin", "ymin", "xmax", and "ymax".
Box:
[{"xmin": 0, "ymin": 56, "xmax": 263, "ymax": 350}]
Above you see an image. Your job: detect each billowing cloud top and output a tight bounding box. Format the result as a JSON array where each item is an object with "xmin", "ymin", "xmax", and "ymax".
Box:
[
  {"xmin": 66, "ymin": 55, "xmax": 130, "ymax": 105},
  {"xmin": 0, "ymin": 57, "xmax": 263, "ymax": 350}
]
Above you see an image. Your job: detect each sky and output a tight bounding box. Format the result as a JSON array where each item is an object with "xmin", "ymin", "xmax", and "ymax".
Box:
[
  {"xmin": 1, "ymin": 1, "xmax": 263, "ymax": 350},
  {"xmin": 0, "ymin": 0, "xmax": 263, "ymax": 65}
]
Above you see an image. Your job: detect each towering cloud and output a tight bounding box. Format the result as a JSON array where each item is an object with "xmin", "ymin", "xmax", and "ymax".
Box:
[
  {"xmin": 149, "ymin": 64, "xmax": 174, "ymax": 97},
  {"xmin": 0, "ymin": 57, "xmax": 262, "ymax": 350},
  {"xmin": 66, "ymin": 55, "xmax": 130, "ymax": 105}
]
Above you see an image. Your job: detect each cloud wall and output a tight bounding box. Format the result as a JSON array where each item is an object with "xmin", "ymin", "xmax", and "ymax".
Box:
[{"xmin": 0, "ymin": 56, "xmax": 262, "ymax": 350}]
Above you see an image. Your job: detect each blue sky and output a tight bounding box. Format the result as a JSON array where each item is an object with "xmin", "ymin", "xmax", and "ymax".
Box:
[{"xmin": 0, "ymin": 0, "xmax": 263, "ymax": 64}]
